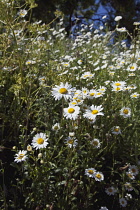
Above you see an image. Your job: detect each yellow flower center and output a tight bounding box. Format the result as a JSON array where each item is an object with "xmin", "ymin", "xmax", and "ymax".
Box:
[
  {"xmin": 92, "ymin": 110, "xmax": 98, "ymax": 114},
  {"xmin": 114, "ymin": 128, "xmax": 119, "ymax": 132},
  {"xmin": 68, "ymin": 139, "xmax": 74, "ymax": 144},
  {"xmin": 116, "ymin": 87, "xmax": 121, "ymax": 91},
  {"xmin": 54, "ymin": 126, "xmax": 58, "ymax": 130},
  {"xmin": 84, "ymin": 75, "xmax": 88, "ymax": 77},
  {"xmin": 71, "ymin": 102, "xmax": 77, "ymax": 105},
  {"xmin": 76, "ymin": 99, "xmax": 81, "ymax": 102},
  {"xmin": 68, "ymin": 108, "xmax": 75, "ymax": 113},
  {"xmin": 97, "ymin": 92, "xmax": 101, "ymax": 95},
  {"xmin": 115, "ymin": 82, "xmax": 121, "ymax": 86},
  {"xmin": 132, "ymin": 94, "xmax": 137, "ymax": 97},
  {"xmin": 108, "ymin": 188, "xmax": 113, "ymax": 192},
  {"xmin": 90, "ymin": 93, "xmax": 95, "ymax": 96},
  {"xmin": 18, "ymin": 154, "xmax": 24, "ymax": 159},
  {"xmin": 130, "ymin": 66, "xmax": 135, "ymax": 69},
  {"xmin": 59, "ymin": 88, "xmax": 68, "ymax": 94},
  {"xmin": 88, "ymin": 170, "xmax": 94, "ymax": 174},
  {"xmin": 37, "ymin": 138, "xmax": 44, "ymax": 144},
  {"xmin": 93, "ymin": 141, "xmax": 98, "ymax": 146},
  {"xmin": 123, "ymin": 109, "xmax": 129, "ymax": 114},
  {"xmin": 95, "ymin": 174, "xmax": 101, "ymax": 179}
]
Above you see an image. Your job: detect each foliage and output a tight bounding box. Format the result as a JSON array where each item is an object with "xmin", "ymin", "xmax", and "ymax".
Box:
[{"xmin": 0, "ymin": 1, "xmax": 140, "ymax": 210}]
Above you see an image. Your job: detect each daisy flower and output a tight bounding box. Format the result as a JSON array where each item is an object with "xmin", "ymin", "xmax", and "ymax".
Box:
[
  {"xmin": 94, "ymin": 91, "xmax": 105, "ymax": 98},
  {"xmin": 52, "ymin": 82, "xmax": 73, "ymax": 100},
  {"xmin": 88, "ymin": 89, "xmax": 97, "ymax": 99},
  {"xmin": 111, "ymin": 81, "xmax": 126, "ymax": 88},
  {"xmin": 31, "ymin": 133, "xmax": 49, "ymax": 150},
  {"xmin": 128, "ymin": 165, "xmax": 139, "ymax": 175},
  {"xmin": 120, "ymin": 107, "xmax": 131, "ymax": 118},
  {"xmin": 63, "ymin": 105, "xmax": 80, "ymax": 120},
  {"xmin": 112, "ymin": 86, "xmax": 124, "ymax": 92},
  {"xmin": 85, "ymin": 168, "xmax": 96, "ymax": 178},
  {"xmin": 98, "ymin": 86, "xmax": 106, "ymax": 93},
  {"xmin": 77, "ymin": 59, "xmax": 83, "ymax": 65},
  {"xmin": 84, "ymin": 105, "xmax": 104, "ymax": 120},
  {"xmin": 99, "ymin": 207, "xmax": 108, "ymax": 210},
  {"xmin": 18, "ymin": 9, "xmax": 27, "ymax": 18},
  {"xmin": 62, "ymin": 62, "xmax": 70, "ymax": 67},
  {"xmin": 94, "ymin": 171, "xmax": 104, "ymax": 182},
  {"xmin": 14, "ymin": 150, "xmax": 28, "ymax": 163},
  {"xmin": 119, "ymin": 198, "xmax": 127, "ymax": 207},
  {"xmin": 90, "ymin": 139, "xmax": 101, "ymax": 148},
  {"xmin": 111, "ymin": 126, "xmax": 121, "ymax": 135},
  {"xmin": 127, "ymin": 63, "xmax": 137, "ymax": 71},
  {"xmin": 130, "ymin": 92, "xmax": 139, "ymax": 98},
  {"xmin": 81, "ymin": 87, "xmax": 89, "ymax": 99},
  {"xmin": 116, "ymin": 27, "xmax": 127, "ymax": 32},
  {"xmin": 65, "ymin": 136, "xmax": 78, "ymax": 148},
  {"xmin": 124, "ymin": 182, "xmax": 133, "ymax": 191},
  {"xmin": 105, "ymin": 186, "xmax": 117, "ymax": 195},
  {"xmin": 114, "ymin": 16, "xmax": 122, "ymax": 21},
  {"xmin": 81, "ymin": 71, "xmax": 94, "ymax": 79},
  {"xmin": 126, "ymin": 172, "xmax": 135, "ymax": 180},
  {"xmin": 52, "ymin": 123, "xmax": 60, "ymax": 132}
]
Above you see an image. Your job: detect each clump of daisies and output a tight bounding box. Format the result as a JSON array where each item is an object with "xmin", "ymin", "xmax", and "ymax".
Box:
[
  {"xmin": 14, "ymin": 150, "xmax": 28, "ymax": 163},
  {"xmin": 85, "ymin": 168, "xmax": 104, "ymax": 181}
]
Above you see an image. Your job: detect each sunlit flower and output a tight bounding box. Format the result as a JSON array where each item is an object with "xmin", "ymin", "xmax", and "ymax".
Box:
[
  {"xmin": 114, "ymin": 16, "xmax": 122, "ymax": 21},
  {"xmin": 111, "ymin": 126, "xmax": 121, "ymax": 135},
  {"xmin": 77, "ymin": 59, "xmax": 83, "ymax": 65},
  {"xmin": 14, "ymin": 150, "xmax": 28, "ymax": 163},
  {"xmin": 88, "ymin": 89, "xmax": 97, "ymax": 99},
  {"xmin": 120, "ymin": 107, "xmax": 131, "ymax": 118},
  {"xmin": 65, "ymin": 136, "xmax": 78, "ymax": 148},
  {"xmin": 130, "ymin": 92, "xmax": 139, "ymax": 98},
  {"xmin": 128, "ymin": 165, "xmax": 139, "ymax": 175},
  {"xmin": 105, "ymin": 186, "xmax": 117, "ymax": 195},
  {"xmin": 98, "ymin": 86, "xmax": 107, "ymax": 93},
  {"xmin": 127, "ymin": 63, "xmax": 137, "ymax": 71},
  {"xmin": 25, "ymin": 60, "xmax": 36, "ymax": 65},
  {"xmin": 119, "ymin": 198, "xmax": 127, "ymax": 207},
  {"xmin": 31, "ymin": 133, "xmax": 49, "ymax": 150},
  {"xmin": 81, "ymin": 71, "xmax": 94, "ymax": 79},
  {"xmin": 63, "ymin": 105, "xmax": 80, "ymax": 120},
  {"xmin": 18, "ymin": 9, "xmax": 27, "ymax": 18},
  {"xmin": 111, "ymin": 81, "xmax": 126, "ymax": 88},
  {"xmin": 90, "ymin": 139, "xmax": 101, "ymax": 148},
  {"xmin": 84, "ymin": 105, "xmax": 104, "ymax": 120},
  {"xmin": 116, "ymin": 27, "xmax": 127, "ymax": 32},
  {"xmin": 81, "ymin": 87, "xmax": 89, "ymax": 99},
  {"xmin": 62, "ymin": 62, "xmax": 70, "ymax": 67},
  {"xmin": 52, "ymin": 82, "xmax": 73, "ymax": 100},
  {"xmin": 94, "ymin": 91, "xmax": 105, "ymax": 98},
  {"xmin": 85, "ymin": 168, "xmax": 96, "ymax": 178},
  {"xmin": 94, "ymin": 171, "xmax": 104, "ymax": 182}
]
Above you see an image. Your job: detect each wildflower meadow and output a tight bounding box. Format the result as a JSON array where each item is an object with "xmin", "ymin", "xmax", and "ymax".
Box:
[{"xmin": 1, "ymin": 1, "xmax": 140, "ymax": 209}]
